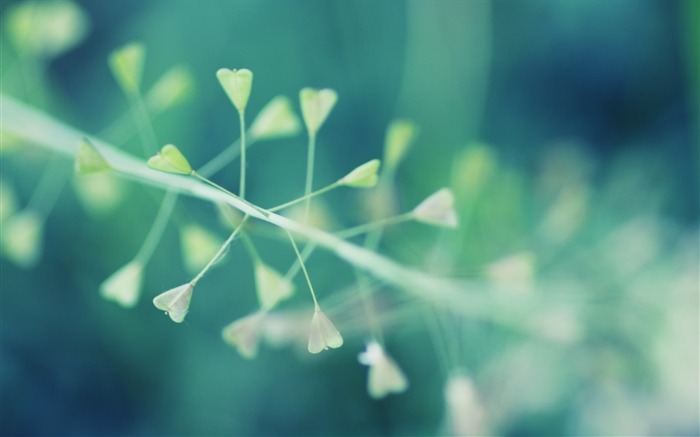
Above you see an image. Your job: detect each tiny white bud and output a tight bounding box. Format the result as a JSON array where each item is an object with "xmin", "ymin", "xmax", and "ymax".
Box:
[{"xmin": 358, "ymin": 341, "xmax": 408, "ymax": 399}]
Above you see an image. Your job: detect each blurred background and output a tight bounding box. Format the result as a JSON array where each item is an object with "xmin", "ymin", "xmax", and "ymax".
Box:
[{"xmin": 1, "ymin": 0, "xmax": 698, "ymax": 436}]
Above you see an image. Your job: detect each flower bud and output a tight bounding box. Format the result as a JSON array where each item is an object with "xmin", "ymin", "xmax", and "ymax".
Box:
[{"xmin": 358, "ymin": 341, "xmax": 408, "ymax": 399}]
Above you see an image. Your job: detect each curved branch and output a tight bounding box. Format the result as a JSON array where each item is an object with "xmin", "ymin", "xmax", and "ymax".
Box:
[{"xmin": 1, "ymin": 94, "xmax": 491, "ymax": 310}]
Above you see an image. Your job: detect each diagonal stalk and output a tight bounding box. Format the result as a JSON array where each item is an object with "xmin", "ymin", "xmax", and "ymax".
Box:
[{"xmin": 2, "ymin": 93, "xmax": 492, "ymax": 310}]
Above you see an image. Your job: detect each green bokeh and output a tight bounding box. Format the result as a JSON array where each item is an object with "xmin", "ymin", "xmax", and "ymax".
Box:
[{"xmin": 1, "ymin": 1, "xmax": 697, "ymax": 436}]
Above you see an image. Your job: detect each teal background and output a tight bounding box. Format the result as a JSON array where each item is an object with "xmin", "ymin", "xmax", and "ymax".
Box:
[{"xmin": 1, "ymin": 1, "xmax": 698, "ymax": 436}]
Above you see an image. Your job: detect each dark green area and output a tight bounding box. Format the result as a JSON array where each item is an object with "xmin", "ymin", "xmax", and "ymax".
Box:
[{"xmin": 1, "ymin": 1, "xmax": 697, "ymax": 436}]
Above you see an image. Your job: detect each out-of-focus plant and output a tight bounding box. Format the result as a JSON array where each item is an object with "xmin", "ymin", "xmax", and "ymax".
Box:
[{"xmin": 2, "ymin": 2, "xmax": 697, "ymax": 436}]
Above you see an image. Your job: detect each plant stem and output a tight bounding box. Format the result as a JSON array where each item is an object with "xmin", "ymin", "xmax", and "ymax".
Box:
[
  {"xmin": 286, "ymin": 229, "xmax": 319, "ymax": 308},
  {"xmin": 304, "ymin": 133, "xmax": 316, "ymax": 220},
  {"xmin": 26, "ymin": 154, "xmax": 68, "ymax": 217},
  {"xmin": 128, "ymin": 93, "xmax": 159, "ymax": 156},
  {"xmin": 134, "ymin": 190, "xmax": 179, "ymax": 264},
  {"xmin": 239, "ymin": 111, "xmax": 246, "ymax": 200},
  {"xmin": 336, "ymin": 213, "xmax": 414, "ymax": 239},
  {"xmin": 352, "ymin": 171, "xmax": 400, "ymax": 344},
  {"xmin": 269, "ymin": 181, "xmax": 340, "ymax": 212},
  {"xmin": 191, "ymin": 171, "xmax": 269, "ymax": 218},
  {"xmin": 240, "ymin": 231, "xmax": 261, "ymax": 265},
  {"xmin": 2, "ymin": 94, "xmax": 489, "ymax": 311},
  {"xmin": 283, "ymin": 242, "xmax": 316, "ymax": 283},
  {"xmin": 192, "ymin": 215, "xmax": 248, "ymax": 285}
]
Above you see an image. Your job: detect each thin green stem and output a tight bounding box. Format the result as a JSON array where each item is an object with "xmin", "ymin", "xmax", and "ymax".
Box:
[
  {"xmin": 424, "ymin": 306, "xmax": 452, "ymax": 377},
  {"xmin": 282, "ymin": 242, "xmax": 316, "ymax": 283},
  {"xmin": 286, "ymin": 229, "xmax": 319, "ymax": 308},
  {"xmin": 128, "ymin": 93, "xmax": 159, "ymax": 156},
  {"xmin": 198, "ymin": 137, "xmax": 241, "ymax": 178},
  {"xmin": 336, "ymin": 213, "xmax": 414, "ymax": 239},
  {"xmin": 304, "ymin": 133, "xmax": 317, "ymax": 220},
  {"xmin": 101, "ymin": 94, "xmax": 173, "ymax": 146},
  {"xmin": 269, "ymin": 182, "xmax": 340, "ymax": 212},
  {"xmin": 26, "ymin": 154, "xmax": 67, "ymax": 217},
  {"xmin": 192, "ymin": 215, "xmax": 248, "ymax": 285},
  {"xmin": 352, "ymin": 173, "xmax": 400, "ymax": 345},
  {"xmin": 239, "ymin": 111, "xmax": 246, "ymax": 200},
  {"xmin": 191, "ymin": 171, "xmax": 269, "ymax": 218},
  {"xmin": 240, "ymin": 231, "xmax": 261, "ymax": 265},
  {"xmin": 363, "ymin": 182, "xmax": 395, "ymax": 251},
  {"xmin": 134, "ymin": 190, "xmax": 178, "ymax": 264},
  {"xmin": 4, "ymin": 94, "xmax": 492, "ymax": 312}
]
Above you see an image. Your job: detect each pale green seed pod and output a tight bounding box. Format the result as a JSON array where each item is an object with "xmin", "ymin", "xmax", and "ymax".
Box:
[
  {"xmin": 308, "ymin": 306, "xmax": 343, "ymax": 354},
  {"xmin": 147, "ymin": 144, "xmax": 192, "ymax": 175},
  {"xmin": 217, "ymin": 68, "xmax": 253, "ymax": 114},
  {"xmin": 358, "ymin": 341, "xmax": 409, "ymax": 399},
  {"xmin": 255, "ymin": 262, "xmax": 295, "ymax": 310},
  {"xmin": 249, "ymin": 96, "xmax": 301, "ymax": 140},
  {"xmin": 153, "ymin": 282, "xmax": 195, "ymax": 323},
  {"xmin": 108, "ymin": 42, "xmax": 145, "ymax": 96},
  {"xmin": 339, "ymin": 159, "xmax": 381, "ymax": 188},
  {"xmin": 222, "ymin": 311, "xmax": 266, "ymax": 359},
  {"xmin": 299, "ymin": 88, "xmax": 337, "ymax": 137},
  {"xmin": 1, "ymin": 210, "xmax": 43, "ymax": 268},
  {"xmin": 75, "ymin": 138, "xmax": 110, "ymax": 174},
  {"xmin": 383, "ymin": 120, "xmax": 418, "ymax": 171},
  {"xmin": 412, "ymin": 188, "xmax": 459, "ymax": 228},
  {"xmin": 99, "ymin": 260, "xmax": 144, "ymax": 308}
]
